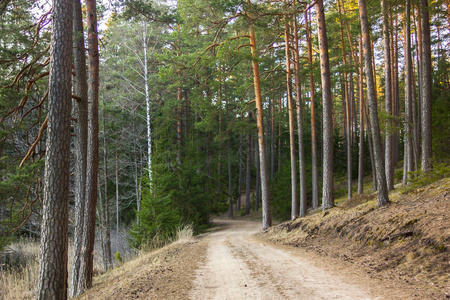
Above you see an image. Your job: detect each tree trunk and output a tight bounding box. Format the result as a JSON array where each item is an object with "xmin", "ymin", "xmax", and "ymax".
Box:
[
  {"xmin": 237, "ymin": 135, "xmax": 243, "ymax": 212},
  {"xmin": 227, "ymin": 138, "xmax": 233, "ymax": 218},
  {"xmin": 403, "ymin": 0, "xmax": 414, "ymax": 185},
  {"xmin": 278, "ymin": 97, "xmax": 282, "ymax": 174},
  {"xmin": 101, "ymin": 96, "xmax": 112, "ymax": 269},
  {"xmin": 78, "ymin": 0, "xmax": 100, "ymax": 292},
  {"xmin": 292, "ymin": 17, "xmax": 307, "ymax": 217},
  {"xmin": 248, "ymin": 0, "xmax": 271, "ymax": 230},
  {"xmin": 97, "ymin": 180, "xmax": 106, "ymax": 271},
  {"xmin": 415, "ymin": 8, "xmax": 423, "ymax": 163},
  {"xmin": 176, "ymin": 85, "xmax": 182, "ymax": 165},
  {"xmin": 358, "ymin": 0, "xmax": 390, "ymax": 207},
  {"xmin": 338, "ymin": 0, "xmax": 352, "ymax": 199},
  {"xmin": 366, "ymin": 106, "xmax": 377, "ymax": 191},
  {"xmin": 270, "ymin": 98, "xmax": 275, "ymax": 180},
  {"xmin": 115, "ymin": 149, "xmax": 120, "ymax": 236},
  {"xmin": 316, "ymin": 0, "xmax": 334, "ymax": 210},
  {"xmin": 37, "ymin": 0, "xmax": 72, "ymax": 298},
  {"xmin": 69, "ymin": 0, "xmax": 88, "ymax": 297},
  {"xmin": 358, "ymin": 36, "xmax": 365, "ymax": 195},
  {"xmin": 143, "ymin": 25, "xmax": 153, "ymax": 188},
  {"xmin": 420, "ymin": 0, "xmax": 433, "ymax": 172},
  {"xmin": 284, "ymin": 21, "xmax": 298, "ymax": 220},
  {"xmin": 305, "ymin": 9, "xmax": 319, "ymax": 209},
  {"xmin": 255, "ymin": 139, "xmax": 260, "ymax": 212},
  {"xmin": 245, "ymin": 132, "xmax": 252, "ymax": 215},
  {"xmin": 382, "ymin": 0, "xmax": 394, "ymax": 191}
]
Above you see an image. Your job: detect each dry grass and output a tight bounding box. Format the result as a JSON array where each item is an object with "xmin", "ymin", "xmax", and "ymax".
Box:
[
  {"xmin": 80, "ymin": 225, "xmax": 207, "ymax": 300},
  {"xmin": 0, "ymin": 239, "xmax": 39, "ymax": 300},
  {"xmin": 175, "ymin": 224, "xmax": 194, "ymax": 244},
  {"xmin": 0, "ymin": 224, "xmax": 194, "ymax": 299}
]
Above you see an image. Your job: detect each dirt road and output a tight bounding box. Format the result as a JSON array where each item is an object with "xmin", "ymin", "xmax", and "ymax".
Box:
[
  {"xmin": 190, "ymin": 220, "xmax": 405, "ymax": 300},
  {"xmin": 82, "ymin": 219, "xmax": 435, "ymax": 299}
]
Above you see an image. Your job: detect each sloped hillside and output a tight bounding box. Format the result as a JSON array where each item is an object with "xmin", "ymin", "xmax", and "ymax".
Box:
[{"xmin": 260, "ymin": 178, "xmax": 450, "ymax": 299}]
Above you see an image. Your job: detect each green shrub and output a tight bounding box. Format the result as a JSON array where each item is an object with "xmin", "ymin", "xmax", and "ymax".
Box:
[
  {"xmin": 400, "ymin": 163, "xmax": 450, "ymax": 193},
  {"xmin": 114, "ymin": 251, "xmax": 123, "ymax": 263}
]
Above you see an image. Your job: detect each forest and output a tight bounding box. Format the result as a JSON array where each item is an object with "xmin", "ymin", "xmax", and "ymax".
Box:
[{"xmin": 0, "ymin": 0, "xmax": 449, "ymax": 298}]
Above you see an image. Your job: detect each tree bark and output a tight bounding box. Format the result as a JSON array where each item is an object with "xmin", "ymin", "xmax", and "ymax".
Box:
[
  {"xmin": 69, "ymin": 0, "xmax": 88, "ymax": 297},
  {"xmin": 270, "ymin": 98, "xmax": 275, "ymax": 180},
  {"xmin": 338, "ymin": 0, "xmax": 352, "ymax": 199},
  {"xmin": 237, "ymin": 135, "xmax": 243, "ymax": 212},
  {"xmin": 78, "ymin": 0, "xmax": 99, "ymax": 292},
  {"xmin": 315, "ymin": 0, "xmax": 334, "ymax": 210},
  {"xmin": 248, "ymin": 0, "xmax": 271, "ymax": 230},
  {"xmin": 292, "ymin": 17, "xmax": 307, "ymax": 217},
  {"xmin": 143, "ymin": 25, "xmax": 153, "ymax": 188},
  {"xmin": 358, "ymin": 0, "xmax": 390, "ymax": 207},
  {"xmin": 36, "ymin": 0, "xmax": 72, "ymax": 298},
  {"xmin": 101, "ymin": 96, "xmax": 112, "ymax": 270},
  {"xmin": 415, "ymin": 8, "xmax": 423, "ymax": 163},
  {"xmin": 403, "ymin": 0, "xmax": 414, "ymax": 185},
  {"xmin": 382, "ymin": 0, "xmax": 394, "ymax": 191},
  {"xmin": 245, "ymin": 131, "xmax": 252, "ymax": 215},
  {"xmin": 115, "ymin": 149, "xmax": 120, "ymax": 236},
  {"xmin": 305, "ymin": 9, "xmax": 319, "ymax": 209},
  {"xmin": 227, "ymin": 138, "xmax": 233, "ymax": 218},
  {"xmin": 420, "ymin": 0, "xmax": 433, "ymax": 172},
  {"xmin": 358, "ymin": 36, "xmax": 365, "ymax": 195},
  {"xmin": 255, "ymin": 139, "xmax": 261, "ymax": 212},
  {"xmin": 284, "ymin": 21, "xmax": 298, "ymax": 220}
]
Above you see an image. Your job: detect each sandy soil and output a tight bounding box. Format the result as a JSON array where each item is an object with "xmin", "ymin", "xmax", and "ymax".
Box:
[{"xmin": 189, "ymin": 219, "xmax": 424, "ymax": 300}]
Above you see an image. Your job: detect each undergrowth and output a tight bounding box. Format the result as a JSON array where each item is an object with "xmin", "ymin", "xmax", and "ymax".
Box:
[{"xmin": 400, "ymin": 163, "xmax": 450, "ymax": 194}]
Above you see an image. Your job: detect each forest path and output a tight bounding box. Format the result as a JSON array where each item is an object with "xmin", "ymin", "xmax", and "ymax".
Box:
[{"xmin": 189, "ymin": 219, "xmax": 378, "ymax": 300}]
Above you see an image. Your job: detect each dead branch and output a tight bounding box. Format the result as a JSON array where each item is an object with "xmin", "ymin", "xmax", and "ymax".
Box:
[{"xmin": 19, "ymin": 116, "xmax": 48, "ymax": 168}]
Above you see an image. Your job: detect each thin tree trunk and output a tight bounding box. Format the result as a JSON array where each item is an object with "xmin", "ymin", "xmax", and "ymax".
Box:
[
  {"xmin": 132, "ymin": 112, "xmax": 141, "ymax": 225},
  {"xmin": 245, "ymin": 131, "xmax": 252, "ymax": 215},
  {"xmin": 338, "ymin": 0, "xmax": 352, "ymax": 199},
  {"xmin": 256, "ymin": 139, "xmax": 261, "ymax": 212},
  {"xmin": 394, "ymin": 20, "xmax": 400, "ymax": 167},
  {"xmin": 218, "ymin": 82, "xmax": 222, "ymax": 201},
  {"xmin": 403, "ymin": 0, "xmax": 414, "ymax": 185},
  {"xmin": 292, "ymin": 17, "xmax": 307, "ymax": 217},
  {"xmin": 97, "ymin": 181, "xmax": 106, "ymax": 271},
  {"xmin": 225, "ymin": 79, "xmax": 233, "ymax": 218},
  {"xmin": 237, "ymin": 135, "xmax": 243, "ymax": 212},
  {"xmin": 100, "ymin": 95, "xmax": 112, "ymax": 270},
  {"xmin": 270, "ymin": 98, "xmax": 275, "ymax": 180},
  {"xmin": 412, "ymin": 17, "xmax": 420, "ymax": 171},
  {"xmin": 316, "ymin": 0, "xmax": 334, "ymax": 210},
  {"xmin": 69, "ymin": 0, "xmax": 88, "ymax": 296},
  {"xmin": 143, "ymin": 25, "xmax": 152, "ymax": 188},
  {"xmin": 78, "ymin": 0, "xmax": 99, "ymax": 292},
  {"xmin": 358, "ymin": 36, "xmax": 365, "ymax": 195},
  {"xmin": 415, "ymin": 8, "xmax": 423, "ymax": 163},
  {"xmin": 420, "ymin": 0, "xmax": 433, "ymax": 172},
  {"xmin": 248, "ymin": 0, "xmax": 271, "ymax": 229},
  {"xmin": 278, "ymin": 97, "xmax": 282, "ymax": 174},
  {"xmin": 358, "ymin": 0, "xmax": 390, "ymax": 207},
  {"xmin": 227, "ymin": 138, "xmax": 233, "ymax": 218},
  {"xmin": 115, "ymin": 149, "xmax": 119, "ymax": 236},
  {"xmin": 37, "ymin": 0, "xmax": 72, "ymax": 298},
  {"xmin": 366, "ymin": 105, "xmax": 377, "ymax": 191},
  {"xmin": 305, "ymin": 9, "xmax": 319, "ymax": 209},
  {"xmin": 176, "ymin": 85, "xmax": 182, "ymax": 165},
  {"xmin": 284, "ymin": 20, "xmax": 298, "ymax": 220},
  {"xmin": 382, "ymin": 0, "xmax": 394, "ymax": 191}
]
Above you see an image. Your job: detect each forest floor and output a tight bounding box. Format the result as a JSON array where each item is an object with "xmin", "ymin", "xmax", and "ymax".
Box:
[{"xmin": 80, "ymin": 178, "xmax": 449, "ymax": 300}]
